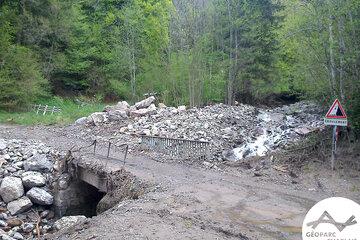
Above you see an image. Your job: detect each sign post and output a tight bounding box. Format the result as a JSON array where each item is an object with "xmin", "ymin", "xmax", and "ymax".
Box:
[{"xmin": 324, "ymin": 99, "xmax": 348, "ymax": 170}]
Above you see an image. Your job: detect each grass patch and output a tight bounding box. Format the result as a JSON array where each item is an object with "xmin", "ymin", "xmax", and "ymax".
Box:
[{"xmin": 0, "ymin": 98, "xmax": 106, "ymax": 125}]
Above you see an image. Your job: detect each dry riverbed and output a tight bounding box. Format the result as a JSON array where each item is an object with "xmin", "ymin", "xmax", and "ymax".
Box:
[{"xmin": 0, "ymin": 101, "xmax": 359, "ymax": 239}]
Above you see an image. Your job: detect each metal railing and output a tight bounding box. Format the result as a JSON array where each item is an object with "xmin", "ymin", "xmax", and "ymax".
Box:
[
  {"xmin": 72, "ymin": 139, "xmax": 129, "ymax": 166},
  {"xmin": 140, "ymin": 135, "xmax": 210, "ymax": 160}
]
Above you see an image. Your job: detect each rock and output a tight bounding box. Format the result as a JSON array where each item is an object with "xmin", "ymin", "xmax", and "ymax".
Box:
[
  {"xmin": 89, "ymin": 112, "xmax": 108, "ymax": 126},
  {"xmin": 130, "ymin": 104, "xmax": 157, "ymax": 117},
  {"xmin": 0, "ymin": 220, "xmax": 7, "ymax": 227},
  {"xmin": 0, "ymin": 213, "xmax": 8, "ymax": 220},
  {"xmin": 0, "ymin": 139, "xmax": 7, "ymax": 151},
  {"xmin": 75, "ymin": 117, "xmax": 88, "ymax": 125},
  {"xmin": 0, "ymin": 177, "xmax": 24, "ymax": 203},
  {"xmin": 12, "ymin": 233, "xmax": 23, "ymax": 240},
  {"xmin": 40, "ymin": 210, "xmax": 50, "ymax": 218},
  {"xmin": 268, "ymin": 113, "xmax": 285, "ymax": 122},
  {"xmin": 7, "ymin": 197, "xmax": 32, "ymax": 215},
  {"xmin": 158, "ymin": 103, "xmax": 167, "ymax": 108},
  {"xmin": 1, "ymin": 234, "xmax": 15, "ymax": 240},
  {"xmin": 134, "ymin": 96, "xmax": 155, "ymax": 109},
  {"xmin": 54, "ymin": 216, "xmax": 87, "ymax": 230},
  {"xmin": 13, "ymin": 162, "xmax": 23, "ymax": 170},
  {"xmin": 26, "ymin": 188, "xmax": 53, "ymax": 205},
  {"xmin": 21, "ymin": 223, "xmax": 34, "ymax": 233},
  {"xmin": 294, "ymin": 127, "xmax": 313, "ymax": 136},
  {"xmin": 6, "ymin": 219, "xmax": 22, "ymax": 227},
  {"xmin": 221, "ymin": 149, "xmax": 238, "ymax": 162},
  {"xmin": 23, "ymin": 153, "xmax": 53, "ymax": 172},
  {"xmin": 114, "ymin": 101, "xmax": 130, "ymax": 111},
  {"xmin": 21, "ymin": 171, "xmax": 46, "ymax": 188},
  {"xmin": 177, "ymin": 105, "xmax": 186, "ymax": 112},
  {"xmin": 58, "ymin": 173, "xmax": 71, "ymax": 190},
  {"xmin": 107, "ymin": 110, "xmax": 128, "ymax": 121}
]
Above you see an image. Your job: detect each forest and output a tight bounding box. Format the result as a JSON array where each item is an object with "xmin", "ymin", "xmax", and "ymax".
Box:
[{"xmin": 0, "ymin": 0, "xmax": 359, "ymax": 129}]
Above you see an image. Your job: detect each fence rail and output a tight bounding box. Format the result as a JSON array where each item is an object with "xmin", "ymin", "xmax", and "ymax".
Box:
[
  {"xmin": 140, "ymin": 135, "xmax": 210, "ymax": 160},
  {"xmin": 72, "ymin": 139, "xmax": 129, "ymax": 166},
  {"xmin": 32, "ymin": 104, "xmax": 62, "ymax": 115}
]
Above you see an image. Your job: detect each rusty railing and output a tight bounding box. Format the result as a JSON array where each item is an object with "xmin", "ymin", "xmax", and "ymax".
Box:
[{"xmin": 140, "ymin": 135, "xmax": 210, "ymax": 160}]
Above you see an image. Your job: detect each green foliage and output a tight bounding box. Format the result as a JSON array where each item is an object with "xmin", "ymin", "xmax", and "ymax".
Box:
[
  {"xmin": 0, "ymin": 97, "xmax": 105, "ymax": 125},
  {"xmin": 0, "ymin": 45, "xmax": 48, "ymax": 110},
  {"xmin": 0, "ymin": 0, "xmax": 360, "ymax": 132}
]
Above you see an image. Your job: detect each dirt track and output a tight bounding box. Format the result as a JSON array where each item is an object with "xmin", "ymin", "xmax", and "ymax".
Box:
[{"xmin": 0, "ymin": 124, "xmax": 359, "ymax": 240}]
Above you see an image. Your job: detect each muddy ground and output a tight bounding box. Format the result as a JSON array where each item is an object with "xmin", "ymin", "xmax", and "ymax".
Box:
[{"xmin": 0, "ymin": 124, "xmax": 359, "ymax": 240}]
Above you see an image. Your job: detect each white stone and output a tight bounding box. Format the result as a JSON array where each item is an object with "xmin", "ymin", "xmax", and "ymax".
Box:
[
  {"xmin": 24, "ymin": 153, "xmax": 53, "ymax": 172},
  {"xmin": 54, "ymin": 216, "xmax": 87, "ymax": 230},
  {"xmin": 21, "ymin": 172, "xmax": 46, "ymax": 188},
  {"xmin": 12, "ymin": 232, "xmax": 24, "ymax": 240},
  {"xmin": 108, "ymin": 110, "xmax": 128, "ymax": 121},
  {"xmin": 158, "ymin": 103, "xmax": 167, "ymax": 108},
  {"xmin": 130, "ymin": 104, "xmax": 157, "ymax": 117},
  {"xmin": 134, "ymin": 96, "xmax": 155, "ymax": 109},
  {"xmin": 0, "ymin": 177, "xmax": 24, "ymax": 203},
  {"xmin": 75, "ymin": 117, "xmax": 88, "ymax": 125},
  {"xmin": 114, "ymin": 101, "xmax": 130, "ymax": 110},
  {"xmin": 0, "ymin": 139, "xmax": 7, "ymax": 151},
  {"xmin": 177, "ymin": 105, "xmax": 186, "ymax": 112},
  {"xmin": 89, "ymin": 112, "xmax": 108, "ymax": 126},
  {"xmin": 7, "ymin": 197, "xmax": 33, "ymax": 215},
  {"xmin": 26, "ymin": 187, "xmax": 53, "ymax": 205}
]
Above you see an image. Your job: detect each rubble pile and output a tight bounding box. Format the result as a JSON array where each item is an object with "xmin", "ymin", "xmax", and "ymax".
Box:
[
  {"xmin": 0, "ymin": 139, "xmax": 83, "ymax": 239},
  {"xmin": 76, "ymin": 97, "xmax": 324, "ymax": 162}
]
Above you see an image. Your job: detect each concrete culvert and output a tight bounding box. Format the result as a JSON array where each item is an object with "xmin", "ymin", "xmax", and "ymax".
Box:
[
  {"xmin": 96, "ymin": 169, "xmax": 146, "ymax": 214},
  {"xmin": 54, "ymin": 158, "xmax": 147, "ymax": 218}
]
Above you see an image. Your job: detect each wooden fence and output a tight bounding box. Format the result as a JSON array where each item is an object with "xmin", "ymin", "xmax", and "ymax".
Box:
[{"xmin": 32, "ymin": 104, "xmax": 62, "ymax": 115}]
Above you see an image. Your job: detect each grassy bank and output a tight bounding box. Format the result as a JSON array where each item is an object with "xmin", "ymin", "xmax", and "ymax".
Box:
[{"xmin": 0, "ymin": 98, "xmax": 105, "ymax": 125}]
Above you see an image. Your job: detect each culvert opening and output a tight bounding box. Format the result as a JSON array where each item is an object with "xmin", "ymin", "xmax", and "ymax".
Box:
[{"xmin": 64, "ymin": 181, "xmax": 106, "ymax": 217}]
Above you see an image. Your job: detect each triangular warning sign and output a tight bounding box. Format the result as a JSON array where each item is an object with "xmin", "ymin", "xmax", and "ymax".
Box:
[{"xmin": 325, "ymin": 99, "xmax": 347, "ymax": 119}]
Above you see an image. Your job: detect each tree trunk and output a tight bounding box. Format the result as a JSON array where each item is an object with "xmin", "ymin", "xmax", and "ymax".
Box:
[
  {"xmin": 226, "ymin": 0, "xmax": 234, "ymax": 105},
  {"xmin": 328, "ymin": 15, "xmax": 337, "ymax": 97},
  {"xmin": 337, "ymin": 16, "xmax": 346, "ymax": 102}
]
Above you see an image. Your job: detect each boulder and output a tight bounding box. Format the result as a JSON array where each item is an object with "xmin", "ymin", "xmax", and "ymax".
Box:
[
  {"xmin": 54, "ymin": 216, "xmax": 87, "ymax": 230},
  {"xmin": 23, "ymin": 153, "xmax": 53, "ymax": 172},
  {"xmin": 21, "ymin": 171, "xmax": 46, "ymax": 188},
  {"xmin": 26, "ymin": 187, "xmax": 53, "ymax": 205},
  {"xmin": 114, "ymin": 101, "xmax": 130, "ymax": 111},
  {"xmin": 135, "ymin": 96, "xmax": 155, "ymax": 109},
  {"xmin": 177, "ymin": 105, "xmax": 186, "ymax": 112},
  {"xmin": 21, "ymin": 223, "xmax": 34, "ymax": 233},
  {"xmin": 6, "ymin": 218, "xmax": 22, "ymax": 227},
  {"xmin": 158, "ymin": 103, "xmax": 167, "ymax": 108},
  {"xmin": 0, "ymin": 177, "xmax": 24, "ymax": 203},
  {"xmin": 1, "ymin": 234, "xmax": 14, "ymax": 240},
  {"xmin": 7, "ymin": 197, "xmax": 32, "ymax": 215},
  {"xmin": 89, "ymin": 112, "xmax": 108, "ymax": 126},
  {"xmin": 0, "ymin": 139, "xmax": 6, "ymax": 151},
  {"xmin": 294, "ymin": 127, "xmax": 313, "ymax": 136},
  {"xmin": 130, "ymin": 104, "xmax": 157, "ymax": 117},
  {"xmin": 108, "ymin": 110, "xmax": 128, "ymax": 121},
  {"xmin": 75, "ymin": 117, "xmax": 88, "ymax": 125},
  {"xmin": 12, "ymin": 232, "xmax": 23, "ymax": 240},
  {"xmin": 0, "ymin": 220, "xmax": 7, "ymax": 227},
  {"xmin": 222, "ymin": 149, "xmax": 238, "ymax": 162}
]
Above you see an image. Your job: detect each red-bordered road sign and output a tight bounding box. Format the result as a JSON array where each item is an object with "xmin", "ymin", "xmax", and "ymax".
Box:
[
  {"xmin": 325, "ymin": 99, "xmax": 347, "ymax": 119},
  {"xmin": 324, "ymin": 99, "xmax": 348, "ymax": 126}
]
